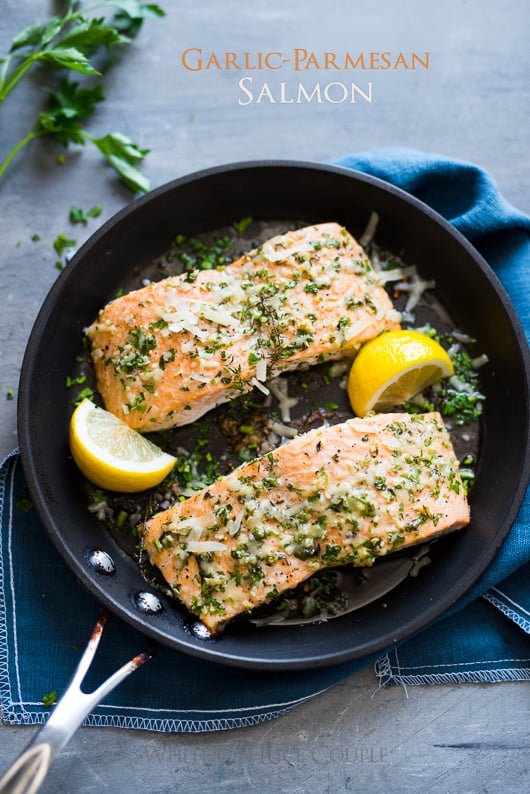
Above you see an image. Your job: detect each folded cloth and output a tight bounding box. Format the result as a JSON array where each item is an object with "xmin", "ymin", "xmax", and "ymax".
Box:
[
  {"xmin": 376, "ymin": 570, "xmax": 530, "ymax": 687},
  {"xmin": 331, "ymin": 147, "xmax": 530, "ymax": 340},
  {"xmin": 1, "ymin": 150, "xmax": 529, "ymax": 734}
]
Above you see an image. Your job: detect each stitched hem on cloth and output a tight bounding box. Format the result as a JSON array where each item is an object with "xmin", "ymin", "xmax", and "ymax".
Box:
[
  {"xmin": 0, "ymin": 450, "xmax": 18, "ymax": 729},
  {"xmin": 1, "ymin": 701, "xmax": 313, "ymax": 734},
  {"xmin": 375, "ymin": 651, "xmax": 530, "ymax": 687},
  {"xmin": 373, "ymin": 569, "xmax": 530, "ymax": 688},
  {"xmin": 482, "ymin": 590, "xmax": 530, "ymax": 634},
  {"xmin": 375, "ymin": 630, "xmax": 530, "ymax": 688}
]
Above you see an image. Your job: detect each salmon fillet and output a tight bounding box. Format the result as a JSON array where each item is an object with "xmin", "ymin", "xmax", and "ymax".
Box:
[
  {"xmin": 142, "ymin": 412, "xmax": 470, "ymax": 633},
  {"xmin": 86, "ymin": 223, "xmax": 400, "ymax": 431}
]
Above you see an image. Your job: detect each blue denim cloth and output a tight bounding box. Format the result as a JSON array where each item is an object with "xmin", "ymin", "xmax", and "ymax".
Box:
[{"xmin": 1, "ymin": 151, "xmax": 529, "ymax": 733}]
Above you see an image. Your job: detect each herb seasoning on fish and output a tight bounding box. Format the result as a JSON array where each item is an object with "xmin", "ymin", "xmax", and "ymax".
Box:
[
  {"xmin": 86, "ymin": 223, "xmax": 400, "ymax": 432},
  {"xmin": 143, "ymin": 412, "xmax": 469, "ymax": 633}
]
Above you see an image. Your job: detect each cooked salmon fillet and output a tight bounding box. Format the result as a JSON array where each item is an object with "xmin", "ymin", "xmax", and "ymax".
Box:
[
  {"xmin": 86, "ymin": 223, "xmax": 400, "ymax": 431},
  {"xmin": 143, "ymin": 412, "xmax": 470, "ymax": 633}
]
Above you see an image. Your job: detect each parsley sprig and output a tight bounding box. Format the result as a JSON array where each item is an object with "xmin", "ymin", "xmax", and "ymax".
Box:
[{"xmin": 0, "ymin": 0, "xmax": 164, "ymax": 193}]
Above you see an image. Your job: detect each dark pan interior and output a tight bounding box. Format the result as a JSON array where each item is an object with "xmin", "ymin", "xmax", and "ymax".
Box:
[{"xmin": 18, "ymin": 161, "xmax": 530, "ymax": 669}]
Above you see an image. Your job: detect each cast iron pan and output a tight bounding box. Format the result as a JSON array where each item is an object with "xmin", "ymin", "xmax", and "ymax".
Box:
[{"xmin": 17, "ymin": 161, "xmax": 530, "ymax": 670}]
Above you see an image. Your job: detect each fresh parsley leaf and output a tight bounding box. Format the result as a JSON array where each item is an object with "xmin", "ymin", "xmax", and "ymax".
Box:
[
  {"xmin": 90, "ymin": 132, "xmax": 151, "ymax": 193},
  {"xmin": 36, "ymin": 110, "xmax": 84, "ymax": 146},
  {"xmin": 57, "ymin": 18, "xmax": 128, "ymax": 54},
  {"xmin": 45, "ymin": 80, "xmax": 105, "ymax": 120},
  {"xmin": 40, "ymin": 16, "xmax": 66, "ymax": 48},
  {"xmin": 40, "ymin": 46, "xmax": 100, "ymax": 75},
  {"xmin": 112, "ymin": 0, "xmax": 166, "ymax": 17},
  {"xmin": 111, "ymin": 2, "xmax": 166, "ymax": 37},
  {"xmin": 10, "ymin": 16, "xmax": 65, "ymax": 53},
  {"xmin": 36, "ymin": 81, "xmax": 104, "ymax": 146},
  {"xmin": 0, "ymin": 1, "xmax": 162, "ymax": 191},
  {"xmin": 9, "ymin": 23, "xmax": 48, "ymax": 52}
]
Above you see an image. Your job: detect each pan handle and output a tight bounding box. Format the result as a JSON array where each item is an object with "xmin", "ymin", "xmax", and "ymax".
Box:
[{"xmin": 0, "ymin": 611, "xmax": 153, "ymax": 794}]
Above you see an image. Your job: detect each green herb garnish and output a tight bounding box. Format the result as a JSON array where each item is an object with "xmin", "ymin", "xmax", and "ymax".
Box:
[
  {"xmin": 53, "ymin": 233, "xmax": 77, "ymax": 256},
  {"xmin": 0, "ymin": 0, "xmax": 165, "ymax": 191},
  {"xmin": 233, "ymin": 216, "xmax": 253, "ymax": 234},
  {"xmin": 41, "ymin": 690, "xmax": 58, "ymax": 707},
  {"xmin": 69, "ymin": 204, "xmax": 102, "ymax": 224}
]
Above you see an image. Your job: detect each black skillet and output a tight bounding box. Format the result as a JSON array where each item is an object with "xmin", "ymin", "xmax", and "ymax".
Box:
[{"xmin": 17, "ymin": 161, "xmax": 530, "ymax": 670}]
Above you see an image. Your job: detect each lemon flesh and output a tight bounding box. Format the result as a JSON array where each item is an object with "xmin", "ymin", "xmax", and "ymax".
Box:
[
  {"xmin": 69, "ymin": 398, "xmax": 176, "ymax": 492},
  {"xmin": 347, "ymin": 330, "xmax": 454, "ymax": 417}
]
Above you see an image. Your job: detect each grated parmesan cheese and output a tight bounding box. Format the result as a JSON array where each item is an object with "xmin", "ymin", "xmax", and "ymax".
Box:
[{"xmin": 255, "ymin": 357, "xmax": 268, "ymax": 382}]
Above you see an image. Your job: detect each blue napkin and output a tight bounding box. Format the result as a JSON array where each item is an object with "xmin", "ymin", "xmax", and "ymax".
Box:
[
  {"xmin": 331, "ymin": 148, "xmax": 530, "ymax": 341},
  {"xmin": 1, "ymin": 150, "xmax": 529, "ymax": 735}
]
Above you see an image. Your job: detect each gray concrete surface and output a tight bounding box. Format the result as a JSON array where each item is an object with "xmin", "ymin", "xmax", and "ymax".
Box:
[{"xmin": 1, "ymin": 1, "xmax": 529, "ymax": 792}]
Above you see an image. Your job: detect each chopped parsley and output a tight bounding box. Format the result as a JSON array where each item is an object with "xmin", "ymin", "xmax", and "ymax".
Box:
[
  {"xmin": 404, "ymin": 329, "xmax": 487, "ymax": 426},
  {"xmin": 69, "ymin": 205, "xmax": 103, "ymax": 224},
  {"xmin": 41, "ymin": 690, "xmax": 58, "ymax": 707},
  {"xmin": 168, "ymin": 232, "xmax": 234, "ymax": 271},
  {"xmin": 233, "ymin": 216, "xmax": 253, "ymax": 234},
  {"xmin": 53, "ymin": 233, "xmax": 77, "ymax": 256}
]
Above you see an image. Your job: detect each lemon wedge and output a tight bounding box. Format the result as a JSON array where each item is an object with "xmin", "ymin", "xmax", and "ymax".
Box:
[
  {"xmin": 69, "ymin": 398, "xmax": 176, "ymax": 492},
  {"xmin": 347, "ymin": 329, "xmax": 454, "ymax": 417}
]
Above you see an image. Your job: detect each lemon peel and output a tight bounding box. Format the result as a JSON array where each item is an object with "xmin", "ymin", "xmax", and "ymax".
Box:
[{"xmin": 69, "ymin": 398, "xmax": 176, "ymax": 492}]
